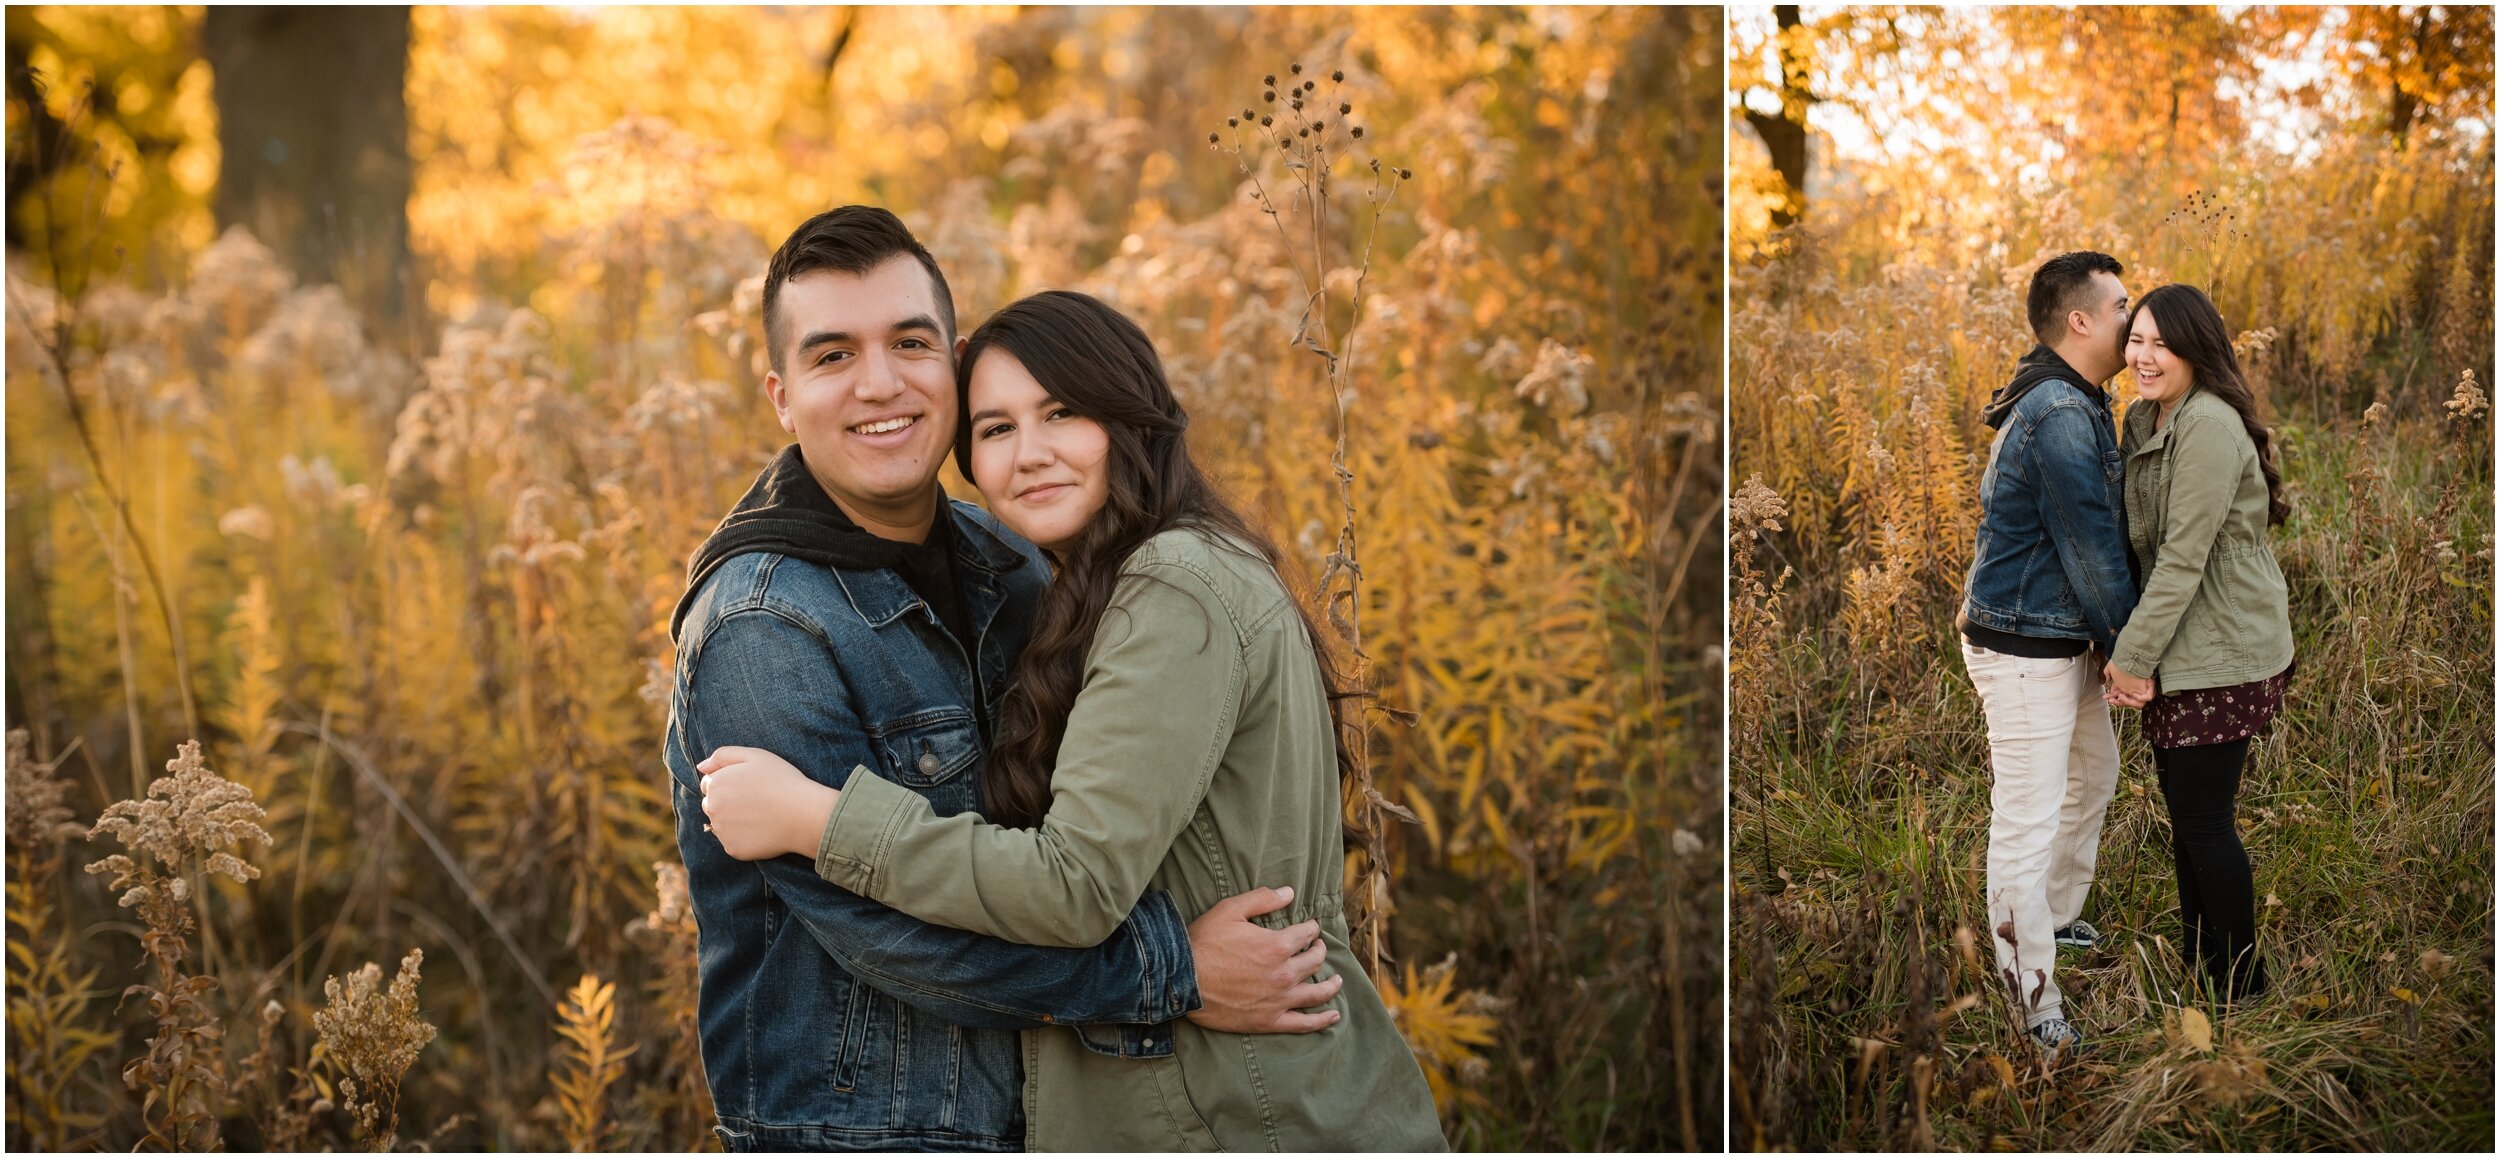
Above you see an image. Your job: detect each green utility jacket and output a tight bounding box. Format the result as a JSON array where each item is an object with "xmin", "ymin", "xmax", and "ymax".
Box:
[
  {"xmin": 813, "ymin": 527, "xmax": 1447, "ymax": 1152},
  {"xmin": 2110, "ymin": 386, "xmax": 2295, "ymax": 692}
]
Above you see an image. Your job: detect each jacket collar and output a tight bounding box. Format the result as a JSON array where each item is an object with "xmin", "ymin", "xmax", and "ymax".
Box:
[
  {"xmin": 2124, "ymin": 385, "xmax": 2214, "ymax": 455},
  {"xmin": 831, "ymin": 500, "xmax": 1029, "ymax": 629}
]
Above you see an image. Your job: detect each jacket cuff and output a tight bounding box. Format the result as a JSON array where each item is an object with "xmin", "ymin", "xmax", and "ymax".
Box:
[
  {"xmin": 815, "ymin": 765, "xmax": 914, "ymax": 894},
  {"xmin": 1128, "ymin": 890, "xmax": 1203, "ymax": 1023},
  {"xmin": 2110, "ymin": 630, "xmax": 2161, "ymax": 679}
]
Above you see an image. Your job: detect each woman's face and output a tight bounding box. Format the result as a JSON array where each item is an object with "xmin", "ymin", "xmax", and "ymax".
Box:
[
  {"xmin": 966, "ymin": 349, "xmax": 1112, "ymax": 553},
  {"xmin": 2127, "ymin": 309, "xmax": 2194, "ymax": 409}
]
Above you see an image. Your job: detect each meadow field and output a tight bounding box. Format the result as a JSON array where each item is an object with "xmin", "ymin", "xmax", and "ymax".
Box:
[
  {"xmin": 5, "ymin": 6, "xmax": 1721, "ymax": 1150},
  {"xmin": 1728, "ymin": 6, "xmax": 2495, "ymax": 1151}
]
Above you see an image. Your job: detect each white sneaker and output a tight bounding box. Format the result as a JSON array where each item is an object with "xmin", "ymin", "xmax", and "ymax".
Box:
[{"xmin": 2029, "ymin": 1017, "xmax": 2083, "ymax": 1055}]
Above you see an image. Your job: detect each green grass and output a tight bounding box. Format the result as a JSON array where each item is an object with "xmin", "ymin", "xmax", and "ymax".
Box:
[{"xmin": 1732, "ymin": 409, "xmax": 2494, "ymax": 1151}]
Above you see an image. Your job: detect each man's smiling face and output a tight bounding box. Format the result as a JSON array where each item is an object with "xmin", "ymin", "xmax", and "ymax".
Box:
[{"xmin": 763, "ymin": 257, "xmax": 959, "ymax": 535}]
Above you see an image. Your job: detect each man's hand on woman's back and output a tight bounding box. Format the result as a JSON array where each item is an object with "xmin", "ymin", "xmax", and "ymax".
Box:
[{"xmin": 1184, "ymin": 886, "xmax": 1345, "ymax": 1034}]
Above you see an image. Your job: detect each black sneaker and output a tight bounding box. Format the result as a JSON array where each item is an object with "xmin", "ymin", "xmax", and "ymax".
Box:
[{"xmin": 2053, "ymin": 921, "xmax": 2099, "ymax": 950}]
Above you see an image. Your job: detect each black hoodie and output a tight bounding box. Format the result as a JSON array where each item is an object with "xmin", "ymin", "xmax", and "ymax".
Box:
[
  {"xmin": 1980, "ymin": 344, "xmax": 2106, "ymax": 430},
  {"xmin": 668, "ymin": 445, "xmax": 970, "ymax": 650}
]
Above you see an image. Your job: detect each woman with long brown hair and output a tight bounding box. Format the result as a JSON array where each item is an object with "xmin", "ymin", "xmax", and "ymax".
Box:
[
  {"xmin": 2100, "ymin": 283, "xmax": 2294, "ymax": 1007},
  {"xmin": 694, "ymin": 290, "xmax": 1444, "ymax": 1151}
]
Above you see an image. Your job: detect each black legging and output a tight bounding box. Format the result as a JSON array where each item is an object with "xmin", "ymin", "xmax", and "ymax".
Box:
[{"xmin": 2152, "ymin": 738, "xmax": 2269, "ymax": 1002}]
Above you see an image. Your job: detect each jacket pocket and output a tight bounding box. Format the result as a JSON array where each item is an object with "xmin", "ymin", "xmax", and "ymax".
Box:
[
  {"xmin": 868, "ymin": 711, "xmax": 982, "ymax": 788},
  {"xmin": 831, "ymin": 974, "xmax": 872, "ymax": 1093},
  {"xmin": 1146, "ymin": 1052, "xmax": 1223, "ymax": 1152}
]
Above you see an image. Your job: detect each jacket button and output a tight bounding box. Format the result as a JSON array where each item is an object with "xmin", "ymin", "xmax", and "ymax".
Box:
[
  {"xmin": 918, "ymin": 753, "xmax": 941, "ymax": 775},
  {"xmin": 1140, "ymin": 1037, "xmax": 1153, "ymax": 1049}
]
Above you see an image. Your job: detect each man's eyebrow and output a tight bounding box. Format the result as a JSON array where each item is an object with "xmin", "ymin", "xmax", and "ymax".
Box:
[
  {"xmin": 793, "ymin": 314, "xmax": 943, "ymax": 356},
  {"xmin": 794, "ymin": 329, "xmax": 851, "ymax": 355}
]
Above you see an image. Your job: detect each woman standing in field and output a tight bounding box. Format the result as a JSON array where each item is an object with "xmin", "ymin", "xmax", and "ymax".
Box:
[
  {"xmin": 2099, "ymin": 283, "xmax": 2293, "ymax": 1005},
  {"xmin": 694, "ymin": 290, "xmax": 1447, "ymax": 1151}
]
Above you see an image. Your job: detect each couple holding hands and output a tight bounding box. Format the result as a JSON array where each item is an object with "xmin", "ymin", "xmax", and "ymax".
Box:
[{"xmin": 1962, "ymin": 252, "xmax": 2297, "ymax": 1055}]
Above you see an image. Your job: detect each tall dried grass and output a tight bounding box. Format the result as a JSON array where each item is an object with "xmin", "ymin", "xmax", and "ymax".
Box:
[{"xmin": 1728, "ymin": 128, "xmax": 2495, "ymax": 1151}]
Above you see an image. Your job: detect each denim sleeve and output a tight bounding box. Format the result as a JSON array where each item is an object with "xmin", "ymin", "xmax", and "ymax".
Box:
[
  {"xmin": 2031, "ymin": 401, "xmax": 2138, "ymax": 650},
  {"xmin": 675, "ymin": 605, "xmax": 1200, "ymax": 1028}
]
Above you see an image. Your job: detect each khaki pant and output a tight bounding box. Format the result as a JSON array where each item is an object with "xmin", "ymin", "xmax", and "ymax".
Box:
[{"xmin": 1962, "ymin": 641, "xmax": 2121, "ymax": 1029}]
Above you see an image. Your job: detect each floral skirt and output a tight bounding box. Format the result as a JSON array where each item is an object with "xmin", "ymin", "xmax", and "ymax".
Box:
[{"xmin": 2145, "ymin": 662, "xmax": 2294, "ymax": 750}]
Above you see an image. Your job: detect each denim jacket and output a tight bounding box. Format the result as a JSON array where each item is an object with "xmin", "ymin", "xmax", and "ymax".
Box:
[
  {"xmin": 665, "ymin": 499, "xmax": 1201, "ymax": 1151},
  {"xmin": 1961, "ymin": 376, "xmax": 2138, "ymax": 651}
]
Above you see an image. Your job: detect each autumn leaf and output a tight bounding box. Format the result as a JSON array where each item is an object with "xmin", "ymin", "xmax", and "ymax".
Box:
[{"xmin": 2180, "ymin": 1006, "xmax": 2214, "ymax": 1054}]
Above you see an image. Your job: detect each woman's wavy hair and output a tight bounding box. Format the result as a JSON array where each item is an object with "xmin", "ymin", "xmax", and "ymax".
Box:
[
  {"xmin": 956, "ymin": 290, "xmax": 1362, "ymax": 837},
  {"xmin": 2128, "ymin": 284, "xmax": 2290, "ymax": 526}
]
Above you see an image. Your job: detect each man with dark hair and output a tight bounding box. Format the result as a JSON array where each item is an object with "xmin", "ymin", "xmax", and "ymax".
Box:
[
  {"xmin": 759, "ymin": 205, "xmax": 958, "ymax": 373},
  {"xmin": 1958, "ymin": 250, "xmax": 2138, "ymax": 1058},
  {"xmin": 663, "ymin": 206, "xmax": 1330, "ymax": 1149}
]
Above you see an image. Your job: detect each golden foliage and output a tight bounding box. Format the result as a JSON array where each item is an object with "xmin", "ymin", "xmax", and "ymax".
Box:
[
  {"xmin": 6, "ymin": 731, "xmax": 112, "ymax": 1152},
  {"xmin": 551, "ymin": 973, "xmax": 635, "ymax": 1153},
  {"xmin": 1378, "ymin": 953, "xmax": 1502, "ymax": 1114}
]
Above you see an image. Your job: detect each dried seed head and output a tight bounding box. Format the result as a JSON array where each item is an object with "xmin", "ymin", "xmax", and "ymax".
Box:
[
  {"xmin": 85, "ymin": 740, "xmax": 271, "ymax": 887},
  {"xmin": 1339, "ymin": 102, "xmax": 1352, "ymax": 115},
  {"xmin": 5, "ymin": 729, "xmax": 78, "ymax": 845},
  {"xmin": 1226, "ymin": 117, "xmax": 1238, "ymax": 127},
  {"xmin": 1260, "ymin": 115, "xmax": 1272, "ymax": 126},
  {"xmin": 1209, "ymin": 132, "xmax": 1221, "ymax": 144},
  {"xmin": 1313, "ymin": 119, "xmax": 1326, "ymax": 130},
  {"xmin": 1291, "ymin": 62, "xmax": 1302, "ymax": 74},
  {"xmin": 1298, "ymin": 127, "xmax": 1309, "ymax": 138},
  {"xmin": 315, "ymin": 949, "xmax": 437, "ymax": 1149},
  {"xmin": 1263, "ymin": 74, "xmax": 1276, "ymax": 86},
  {"xmin": 1332, "ymin": 70, "xmax": 1345, "ymax": 82},
  {"xmin": 1352, "ymin": 126, "xmax": 1365, "ymax": 139},
  {"xmin": 1398, "ymin": 167, "xmax": 1413, "ymax": 179},
  {"xmin": 1264, "ymin": 90, "xmax": 1276, "ymax": 102}
]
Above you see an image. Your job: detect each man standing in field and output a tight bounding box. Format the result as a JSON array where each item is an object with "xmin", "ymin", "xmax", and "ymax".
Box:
[
  {"xmin": 661, "ymin": 207, "xmax": 1331, "ymax": 1149},
  {"xmin": 1957, "ymin": 250, "xmax": 2139, "ymax": 1056}
]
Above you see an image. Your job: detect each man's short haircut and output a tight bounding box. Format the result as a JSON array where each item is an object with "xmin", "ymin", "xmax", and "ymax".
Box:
[
  {"xmin": 761, "ymin": 206, "xmax": 957, "ymax": 373},
  {"xmin": 2026, "ymin": 251, "xmax": 2124, "ymax": 345}
]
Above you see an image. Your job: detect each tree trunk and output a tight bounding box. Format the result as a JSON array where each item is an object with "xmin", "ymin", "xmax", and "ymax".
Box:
[
  {"xmin": 1743, "ymin": 5, "xmax": 1814, "ymax": 229},
  {"xmin": 203, "ymin": 6, "xmax": 413, "ymax": 338}
]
